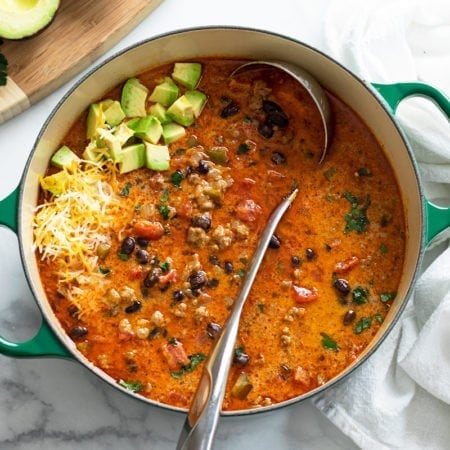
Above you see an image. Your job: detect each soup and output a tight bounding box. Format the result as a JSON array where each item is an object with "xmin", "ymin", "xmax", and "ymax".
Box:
[{"xmin": 33, "ymin": 58, "xmax": 405, "ymax": 411}]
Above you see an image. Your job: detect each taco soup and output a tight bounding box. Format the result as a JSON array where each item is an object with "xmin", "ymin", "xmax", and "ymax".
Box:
[{"xmin": 33, "ymin": 58, "xmax": 405, "ymax": 411}]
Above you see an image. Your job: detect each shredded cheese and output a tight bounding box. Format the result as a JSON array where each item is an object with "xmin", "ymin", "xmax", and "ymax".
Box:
[{"xmin": 33, "ymin": 161, "xmax": 124, "ymax": 310}]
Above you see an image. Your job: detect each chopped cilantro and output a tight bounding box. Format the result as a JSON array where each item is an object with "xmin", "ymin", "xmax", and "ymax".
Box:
[
  {"xmin": 244, "ymin": 116, "xmax": 253, "ymax": 123},
  {"xmin": 235, "ymin": 346, "xmax": 245, "ymax": 357},
  {"xmin": 237, "ymin": 143, "xmax": 250, "ymax": 154},
  {"xmin": 380, "ymin": 292, "xmax": 396, "ymax": 303},
  {"xmin": 325, "ymin": 193, "xmax": 333, "ymax": 202},
  {"xmin": 159, "ymin": 204, "xmax": 170, "ymax": 220},
  {"xmin": 170, "ymin": 353, "xmax": 206, "ymax": 379},
  {"xmin": 374, "ymin": 313, "xmax": 384, "ymax": 323},
  {"xmin": 292, "ymin": 179, "xmax": 299, "ymax": 190},
  {"xmin": 354, "ymin": 317, "xmax": 372, "ymax": 334},
  {"xmin": 117, "ymin": 252, "xmax": 129, "ymax": 261},
  {"xmin": 321, "ymin": 333, "xmax": 340, "ymax": 351},
  {"xmin": 380, "ymin": 243, "xmax": 389, "ymax": 254},
  {"xmin": 160, "ymin": 188, "xmax": 170, "ymax": 203},
  {"xmin": 120, "ymin": 182, "xmax": 132, "ymax": 197},
  {"xmin": 352, "ymin": 286, "xmax": 369, "ymax": 304},
  {"xmin": 0, "ymin": 52, "xmax": 7, "ymax": 86},
  {"xmin": 175, "ymin": 148, "xmax": 186, "ymax": 155},
  {"xmin": 170, "ymin": 170, "xmax": 184, "ymax": 188},
  {"xmin": 343, "ymin": 191, "xmax": 371, "ymax": 234},
  {"xmin": 357, "ymin": 167, "xmax": 371, "ymax": 177},
  {"xmin": 99, "ymin": 267, "xmax": 111, "ymax": 275},
  {"xmin": 159, "ymin": 261, "xmax": 171, "ymax": 272},
  {"xmin": 118, "ymin": 379, "xmax": 143, "ymax": 392},
  {"xmin": 238, "ymin": 268, "xmax": 246, "ymax": 278},
  {"xmin": 324, "ymin": 167, "xmax": 336, "ymax": 181},
  {"xmin": 257, "ymin": 303, "xmax": 265, "ymax": 312},
  {"xmin": 134, "ymin": 202, "xmax": 141, "ymax": 211}
]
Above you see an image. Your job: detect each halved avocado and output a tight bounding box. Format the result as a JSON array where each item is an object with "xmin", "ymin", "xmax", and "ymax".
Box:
[{"xmin": 0, "ymin": 0, "xmax": 60, "ymax": 40}]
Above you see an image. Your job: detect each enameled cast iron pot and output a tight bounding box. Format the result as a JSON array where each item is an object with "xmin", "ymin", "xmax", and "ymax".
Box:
[{"xmin": 0, "ymin": 27, "xmax": 449, "ymax": 415}]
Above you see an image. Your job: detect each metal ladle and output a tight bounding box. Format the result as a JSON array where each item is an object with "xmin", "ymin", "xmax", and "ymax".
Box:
[
  {"xmin": 231, "ymin": 60, "xmax": 332, "ymax": 163},
  {"xmin": 176, "ymin": 188, "xmax": 298, "ymax": 450}
]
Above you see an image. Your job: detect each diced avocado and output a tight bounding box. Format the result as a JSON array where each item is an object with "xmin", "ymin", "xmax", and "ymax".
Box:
[
  {"xmin": 172, "ymin": 62, "xmax": 202, "ymax": 90},
  {"xmin": 149, "ymin": 77, "xmax": 179, "ymax": 107},
  {"xmin": 128, "ymin": 115, "xmax": 163, "ymax": 144},
  {"xmin": 40, "ymin": 171, "xmax": 70, "ymax": 196},
  {"xmin": 185, "ymin": 90, "xmax": 207, "ymax": 118},
  {"xmin": 97, "ymin": 129, "xmax": 123, "ymax": 162},
  {"xmin": 162, "ymin": 123, "xmax": 186, "ymax": 145},
  {"xmin": 149, "ymin": 103, "xmax": 172, "ymax": 125},
  {"xmin": 119, "ymin": 143, "xmax": 145, "ymax": 174},
  {"xmin": 121, "ymin": 78, "xmax": 148, "ymax": 118},
  {"xmin": 167, "ymin": 95, "xmax": 195, "ymax": 127},
  {"xmin": 113, "ymin": 122, "xmax": 135, "ymax": 146},
  {"xmin": 145, "ymin": 143, "xmax": 170, "ymax": 171},
  {"xmin": 50, "ymin": 145, "xmax": 80, "ymax": 170},
  {"xmin": 86, "ymin": 103, "xmax": 105, "ymax": 139},
  {"xmin": 103, "ymin": 100, "xmax": 126, "ymax": 127}
]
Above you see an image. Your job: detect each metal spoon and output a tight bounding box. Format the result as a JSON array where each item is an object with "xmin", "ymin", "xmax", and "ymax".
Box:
[
  {"xmin": 231, "ymin": 60, "xmax": 332, "ymax": 163},
  {"xmin": 176, "ymin": 188, "xmax": 299, "ymax": 450}
]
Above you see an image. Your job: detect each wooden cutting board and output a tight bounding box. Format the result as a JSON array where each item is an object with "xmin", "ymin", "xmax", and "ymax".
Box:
[{"xmin": 0, "ymin": 0, "xmax": 163, "ymax": 124}]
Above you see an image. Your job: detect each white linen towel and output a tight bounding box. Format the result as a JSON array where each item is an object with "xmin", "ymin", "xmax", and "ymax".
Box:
[{"xmin": 313, "ymin": 1, "xmax": 450, "ymax": 449}]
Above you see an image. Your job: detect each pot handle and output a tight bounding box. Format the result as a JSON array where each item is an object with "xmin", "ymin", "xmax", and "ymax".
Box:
[
  {"xmin": 372, "ymin": 82, "xmax": 450, "ymax": 244},
  {"xmin": 0, "ymin": 187, "xmax": 72, "ymax": 358}
]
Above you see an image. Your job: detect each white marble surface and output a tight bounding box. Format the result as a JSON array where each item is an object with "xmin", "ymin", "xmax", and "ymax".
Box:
[{"xmin": 0, "ymin": 1, "xmax": 360, "ymax": 448}]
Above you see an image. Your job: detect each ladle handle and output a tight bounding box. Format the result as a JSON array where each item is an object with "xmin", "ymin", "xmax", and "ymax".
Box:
[
  {"xmin": 0, "ymin": 187, "xmax": 71, "ymax": 358},
  {"xmin": 177, "ymin": 189, "xmax": 298, "ymax": 450},
  {"xmin": 372, "ymin": 82, "xmax": 450, "ymax": 244}
]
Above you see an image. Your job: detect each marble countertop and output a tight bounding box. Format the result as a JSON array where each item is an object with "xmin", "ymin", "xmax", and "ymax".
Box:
[{"xmin": 0, "ymin": 1, "xmax": 359, "ymax": 448}]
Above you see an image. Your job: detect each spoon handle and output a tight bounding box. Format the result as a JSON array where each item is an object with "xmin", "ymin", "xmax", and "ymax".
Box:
[{"xmin": 177, "ymin": 188, "xmax": 298, "ymax": 450}]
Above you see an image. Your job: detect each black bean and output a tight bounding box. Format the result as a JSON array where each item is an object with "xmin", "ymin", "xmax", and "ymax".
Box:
[
  {"xmin": 206, "ymin": 322, "xmax": 222, "ymax": 339},
  {"xmin": 269, "ymin": 234, "xmax": 281, "ymax": 249},
  {"xmin": 267, "ymin": 111, "xmax": 289, "ymax": 127},
  {"xmin": 306, "ymin": 248, "xmax": 316, "ymax": 261},
  {"xmin": 197, "ymin": 160, "xmax": 210, "ymax": 174},
  {"xmin": 136, "ymin": 249, "xmax": 150, "ymax": 265},
  {"xmin": 207, "ymin": 278, "xmax": 219, "ymax": 288},
  {"xmin": 262, "ymin": 100, "xmax": 283, "ymax": 114},
  {"xmin": 291, "ymin": 255, "xmax": 302, "ymax": 267},
  {"xmin": 188, "ymin": 270, "xmax": 207, "ymax": 290},
  {"xmin": 160, "ymin": 283, "xmax": 171, "ymax": 293},
  {"xmin": 343, "ymin": 309, "xmax": 356, "ymax": 325},
  {"xmin": 191, "ymin": 288, "xmax": 201, "ymax": 297},
  {"xmin": 258, "ymin": 121, "xmax": 274, "ymax": 139},
  {"xmin": 192, "ymin": 214, "xmax": 212, "ymax": 231},
  {"xmin": 172, "ymin": 290, "xmax": 185, "ymax": 302},
  {"xmin": 223, "ymin": 261, "xmax": 234, "ymax": 274},
  {"xmin": 120, "ymin": 236, "xmax": 135, "ymax": 255},
  {"xmin": 136, "ymin": 237, "xmax": 149, "ymax": 248},
  {"xmin": 234, "ymin": 351, "xmax": 250, "ymax": 367},
  {"xmin": 279, "ymin": 363, "xmax": 292, "ymax": 380},
  {"xmin": 125, "ymin": 301, "xmax": 142, "ymax": 314},
  {"xmin": 209, "ymin": 255, "xmax": 220, "ymax": 266},
  {"xmin": 333, "ymin": 278, "xmax": 351, "ymax": 296},
  {"xmin": 148, "ymin": 327, "xmax": 161, "ymax": 340},
  {"xmin": 271, "ymin": 151, "xmax": 287, "ymax": 165},
  {"xmin": 144, "ymin": 268, "xmax": 162, "ymax": 288},
  {"xmin": 69, "ymin": 326, "xmax": 88, "ymax": 339},
  {"xmin": 220, "ymin": 100, "xmax": 240, "ymax": 118},
  {"xmin": 67, "ymin": 304, "xmax": 80, "ymax": 319}
]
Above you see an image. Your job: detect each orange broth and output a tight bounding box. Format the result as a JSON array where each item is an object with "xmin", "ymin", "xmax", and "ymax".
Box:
[{"xmin": 36, "ymin": 59, "xmax": 405, "ymax": 411}]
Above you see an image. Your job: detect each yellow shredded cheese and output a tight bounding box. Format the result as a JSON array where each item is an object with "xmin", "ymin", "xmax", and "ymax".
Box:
[{"xmin": 33, "ymin": 161, "xmax": 124, "ymax": 307}]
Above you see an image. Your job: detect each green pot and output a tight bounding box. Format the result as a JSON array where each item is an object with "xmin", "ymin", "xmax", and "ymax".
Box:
[{"xmin": 0, "ymin": 27, "xmax": 449, "ymax": 414}]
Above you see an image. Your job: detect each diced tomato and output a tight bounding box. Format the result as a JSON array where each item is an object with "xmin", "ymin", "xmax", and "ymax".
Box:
[
  {"xmin": 130, "ymin": 266, "xmax": 144, "ymax": 280},
  {"xmin": 118, "ymin": 331, "xmax": 134, "ymax": 341},
  {"xmin": 134, "ymin": 220, "xmax": 165, "ymax": 240},
  {"xmin": 292, "ymin": 285, "xmax": 319, "ymax": 303},
  {"xmin": 162, "ymin": 341, "xmax": 190, "ymax": 370},
  {"xmin": 159, "ymin": 269, "xmax": 178, "ymax": 285},
  {"xmin": 334, "ymin": 256, "xmax": 359, "ymax": 274},
  {"xmin": 235, "ymin": 199, "xmax": 262, "ymax": 222},
  {"xmin": 177, "ymin": 200, "xmax": 193, "ymax": 219}
]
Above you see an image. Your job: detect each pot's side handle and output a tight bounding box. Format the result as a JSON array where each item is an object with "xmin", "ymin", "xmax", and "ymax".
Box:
[
  {"xmin": 0, "ymin": 188, "xmax": 72, "ymax": 359},
  {"xmin": 373, "ymin": 82, "xmax": 450, "ymax": 244}
]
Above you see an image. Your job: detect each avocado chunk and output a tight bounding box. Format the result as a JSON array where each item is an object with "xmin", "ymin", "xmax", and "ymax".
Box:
[
  {"xmin": 184, "ymin": 90, "xmax": 207, "ymax": 117},
  {"xmin": 149, "ymin": 103, "xmax": 172, "ymax": 125},
  {"xmin": 97, "ymin": 129, "xmax": 123, "ymax": 162},
  {"xmin": 119, "ymin": 143, "xmax": 146, "ymax": 174},
  {"xmin": 128, "ymin": 115, "xmax": 163, "ymax": 144},
  {"xmin": 86, "ymin": 103, "xmax": 106, "ymax": 140},
  {"xmin": 172, "ymin": 63, "xmax": 202, "ymax": 90},
  {"xmin": 83, "ymin": 142, "xmax": 105, "ymax": 163},
  {"xmin": 103, "ymin": 100, "xmax": 126, "ymax": 127},
  {"xmin": 0, "ymin": 0, "xmax": 60, "ymax": 40},
  {"xmin": 162, "ymin": 123, "xmax": 186, "ymax": 145},
  {"xmin": 149, "ymin": 77, "xmax": 179, "ymax": 107},
  {"xmin": 50, "ymin": 145, "xmax": 80, "ymax": 170},
  {"xmin": 167, "ymin": 95, "xmax": 195, "ymax": 127},
  {"xmin": 40, "ymin": 170, "xmax": 70, "ymax": 196},
  {"xmin": 145, "ymin": 143, "xmax": 170, "ymax": 171},
  {"xmin": 121, "ymin": 78, "xmax": 148, "ymax": 118}
]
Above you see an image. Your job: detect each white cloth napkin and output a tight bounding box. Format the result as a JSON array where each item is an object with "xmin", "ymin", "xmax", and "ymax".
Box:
[{"xmin": 313, "ymin": 1, "xmax": 450, "ymax": 448}]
